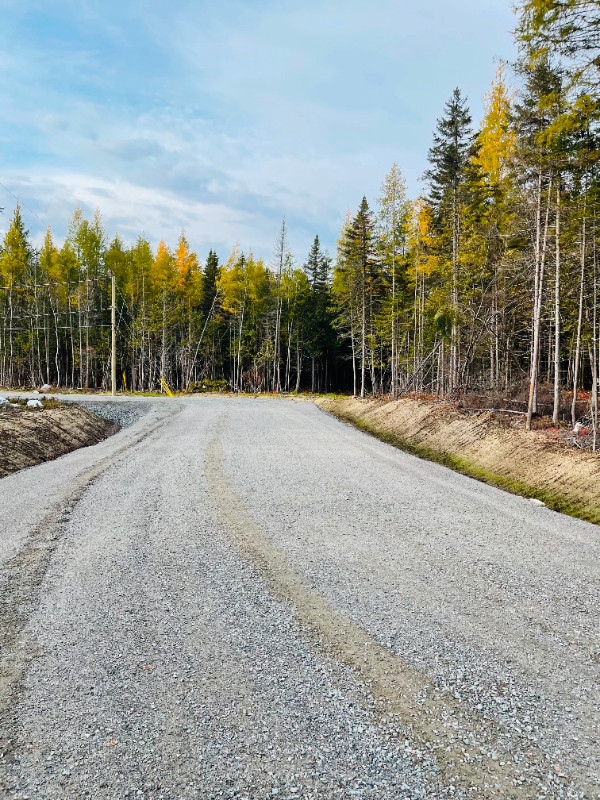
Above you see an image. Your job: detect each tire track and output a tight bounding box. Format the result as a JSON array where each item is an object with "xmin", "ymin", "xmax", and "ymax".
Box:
[
  {"xmin": 0, "ymin": 403, "xmax": 182, "ymax": 782},
  {"xmin": 205, "ymin": 418, "xmax": 585, "ymax": 800}
]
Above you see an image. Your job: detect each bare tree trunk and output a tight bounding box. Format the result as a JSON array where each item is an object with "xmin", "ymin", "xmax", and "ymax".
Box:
[
  {"xmin": 413, "ymin": 240, "xmax": 419, "ymax": 390},
  {"xmin": 360, "ymin": 266, "xmax": 366, "ymax": 398},
  {"xmin": 50, "ymin": 293, "xmax": 61, "ymax": 386},
  {"xmin": 8, "ymin": 285, "xmax": 14, "ymax": 386},
  {"xmin": 161, "ymin": 287, "xmax": 167, "ymax": 385},
  {"xmin": 572, "ymin": 198, "xmax": 587, "ymax": 428},
  {"xmin": 593, "ymin": 242, "xmax": 598, "ymax": 451},
  {"xmin": 527, "ymin": 174, "xmax": 552, "ymax": 430},
  {"xmin": 237, "ymin": 306, "xmax": 244, "ymax": 392},
  {"xmin": 494, "ymin": 273, "xmax": 500, "ymax": 388},
  {"xmin": 553, "ymin": 183, "xmax": 561, "ymax": 424},
  {"xmin": 85, "ymin": 279, "xmax": 90, "ymax": 388},
  {"xmin": 351, "ymin": 322, "xmax": 357, "ymax": 398},
  {"xmin": 271, "ymin": 218, "xmax": 286, "ymax": 393},
  {"xmin": 141, "ymin": 269, "xmax": 147, "ymax": 390},
  {"xmin": 273, "ymin": 296, "xmax": 282, "ymax": 391},
  {"xmin": 390, "ymin": 197, "xmax": 397, "ymax": 398},
  {"xmin": 78, "ymin": 283, "xmax": 84, "ymax": 388},
  {"xmin": 295, "ymin": 344, "xmax": 302, "ymax": 393},
  {"xmin": 44, "ymin": 299, "xmax": 51, "ymax": 384},
  {"xmin": 69, "ymin": 292, "xmax": 75, "ymax": 388},
  {"xmin": 450, "ymin": 184, "xmax": 459, "ymax": 393},
  {"xmin": 285, "ymin": 322, "xmax": 292, "ymax": 392},
  {"xmin": 418, "ymin": 270, "xmax": 425, "ymax": 391}
]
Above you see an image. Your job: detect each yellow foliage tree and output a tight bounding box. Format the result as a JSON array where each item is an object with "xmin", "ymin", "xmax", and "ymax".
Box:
[
  {"xmin": 153, "ymin": 241, "xmax": 174, "ymax": 291},
  {"xmin": 475, "ymin": 62, "xmax": 516, "ymax": 187}
]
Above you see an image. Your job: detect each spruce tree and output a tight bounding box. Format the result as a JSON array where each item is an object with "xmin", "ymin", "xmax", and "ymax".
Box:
[
  {"xmin": 303, "ymin": 235, "xmax": 334, "ymax": 391},
  {"xmin": 341, "ymin": 197, "xmax": 379, "ymax": 397},
  {"xmin": 426, "ymin": 88, "xmax": 473, "ymax": 210},
  {"xmin": 425, "ymin": 88, "xmax": 474, "ymax": 393},
  {"xmin": 202, "ymin": 249, "xmax": 219, "ymax": 319},
  {"xmin": 305, "ymin": 235, "xmax": 324, "ymax": 291}
]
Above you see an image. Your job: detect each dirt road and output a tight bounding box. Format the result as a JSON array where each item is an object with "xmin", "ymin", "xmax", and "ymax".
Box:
[{"xmin": 0, "ymin": 396, "xmax": 598, "ymax": 799}]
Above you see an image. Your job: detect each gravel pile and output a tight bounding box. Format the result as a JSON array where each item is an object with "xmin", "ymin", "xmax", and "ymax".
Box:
[{"xmin": 76, "ymin": 400, "xmax": 152, "ymax": 429}]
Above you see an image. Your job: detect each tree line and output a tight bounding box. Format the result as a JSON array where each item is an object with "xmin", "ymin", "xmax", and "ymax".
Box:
[{"xmin": 2, "ymin": 0, "xmax": 600, "ymax": 428}]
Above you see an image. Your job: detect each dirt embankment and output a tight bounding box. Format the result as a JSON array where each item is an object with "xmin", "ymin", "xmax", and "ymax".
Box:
[
  {"xmin": 317, "ymin": 396, "xmax": 600, "ymax": 524},
  {"xmin": 0, "ymin": 402, "xmax": 118, "ymax": 478}
]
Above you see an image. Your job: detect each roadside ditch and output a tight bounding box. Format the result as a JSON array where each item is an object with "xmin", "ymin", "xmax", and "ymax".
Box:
[
  {"xmin": 316, "ymin": 396, "xmax": 600, "ymax": 524},
  {"xmin": 0, "ymin": 398, "xmax": 151, "ymax": 479}
]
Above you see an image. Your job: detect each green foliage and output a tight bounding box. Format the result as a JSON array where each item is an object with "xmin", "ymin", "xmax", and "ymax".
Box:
[
  {"xmin": 425, "ymin": 88, "xmax": 475, "ymax": 213},
  {"xmin": 203, "ymin": 249, "xmax": 219, "ymax": 318},
  {"xmin": 0, "ymin": 206, "xmax": 31, "ymax": 285},
  {"xmin": 517, "ymin": 0, "xmax": 600, "ymax": 88},
  {"xmin": 5, "ymin": 6, "xmax": 600, "ymax": 403}
]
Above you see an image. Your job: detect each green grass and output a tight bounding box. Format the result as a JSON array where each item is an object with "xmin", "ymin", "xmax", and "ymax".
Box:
[{"xmin": 334, "ymin": 411, "xmax": 600, "ymax": 525}]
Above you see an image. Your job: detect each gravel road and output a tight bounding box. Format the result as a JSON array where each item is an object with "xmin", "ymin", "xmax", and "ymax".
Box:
[{"xmin": 0, "ymin": 396, "xmax": 598, "ymax": 799}]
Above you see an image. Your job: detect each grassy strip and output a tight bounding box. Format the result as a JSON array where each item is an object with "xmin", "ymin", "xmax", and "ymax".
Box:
[{"xmin": 332, "ymin": 409, "xmax": 600, "ymax": 525}]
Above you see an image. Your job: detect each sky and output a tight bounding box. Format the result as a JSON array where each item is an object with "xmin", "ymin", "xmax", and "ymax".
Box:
[{"xmin": 0, "ymin": 0, "xmax": 518, "ymax": 264}]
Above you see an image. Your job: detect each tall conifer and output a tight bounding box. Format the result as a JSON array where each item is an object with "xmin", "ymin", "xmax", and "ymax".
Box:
[{"xmin": 425, "ymin": 88, "xmax": 474, "ymax": 393}]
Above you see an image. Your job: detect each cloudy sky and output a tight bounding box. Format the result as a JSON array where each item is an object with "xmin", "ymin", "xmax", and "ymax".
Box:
[{"xmin": 0, "ymin": 0, "xmax": 517, "ymax": 263}]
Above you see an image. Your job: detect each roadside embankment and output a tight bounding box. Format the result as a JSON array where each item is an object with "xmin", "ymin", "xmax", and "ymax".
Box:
[
  {"xmin": 0, "ymin": 400, "xmax": 118, "ymax": 478},
  {"xmin": 316, "ymin": 396, "xmax": 600, "ymax": 524}
]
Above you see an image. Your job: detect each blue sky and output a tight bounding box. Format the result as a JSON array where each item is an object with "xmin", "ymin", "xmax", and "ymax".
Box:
[{"xmin": 0, "ymin": 0, "xmax": 517, "ymax": 263}]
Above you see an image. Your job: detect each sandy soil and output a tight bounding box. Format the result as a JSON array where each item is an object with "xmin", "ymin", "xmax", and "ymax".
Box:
[
  {"xmin": 316, "ymin": 395, "xmax": 600, "ymax": 523},
  {"xmin": 0, "ymin": 401, "xmax": 118, "ymax": 478}
]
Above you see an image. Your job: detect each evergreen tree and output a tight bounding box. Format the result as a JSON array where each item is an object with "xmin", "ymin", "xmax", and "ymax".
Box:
[
  {"xmin": 338, "ymin": 197, "xmax": 379, "ymax": 397},
  {"xmin": 303, "ymin": 235, "xmax": 334, "ymax": 391},
  {"xmin": 305, "ymin": 235, "xmax": 329, "ymax": 292},
  {"xmin": 425, "ymin": 88, "xmax": 475, "ymax": 393},
  {"xmin": 203, "ymin": 249, "xmax": 220, "ymax": 319}
]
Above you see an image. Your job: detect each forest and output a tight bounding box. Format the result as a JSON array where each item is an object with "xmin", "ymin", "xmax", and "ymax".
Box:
[{"xmin": 2, "ymin": 0, "xmax": 600, "ymax": 429}]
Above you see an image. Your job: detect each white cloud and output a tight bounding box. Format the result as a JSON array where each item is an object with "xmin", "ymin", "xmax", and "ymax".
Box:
[
  {"xmin": 0, "ymin": 171, "xmax": 267, "ymax": 256},
  {"xmin": 0, "ymin": 0, "xmax": 518, "ymax": 261}
]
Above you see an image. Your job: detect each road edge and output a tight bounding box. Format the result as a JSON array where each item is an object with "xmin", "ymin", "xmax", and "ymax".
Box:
[{"xmin": 314, "ymin": 397, "xmax": 600, "ymax": 526}]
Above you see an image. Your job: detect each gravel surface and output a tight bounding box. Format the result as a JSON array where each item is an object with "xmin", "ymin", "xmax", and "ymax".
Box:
[
  {"xmin": 0, "ymin": 396, "xmax": 598, "ymax": 799},
  {"xmin": 75, "ymin": 400, "xmax": 153, "ymax": 430}
]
